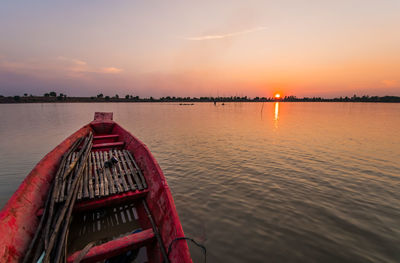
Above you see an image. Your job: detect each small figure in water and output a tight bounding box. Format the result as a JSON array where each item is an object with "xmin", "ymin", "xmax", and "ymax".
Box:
[{"xmin": 214, "ymin": 101, "xmax": 216, "ymax": 106}]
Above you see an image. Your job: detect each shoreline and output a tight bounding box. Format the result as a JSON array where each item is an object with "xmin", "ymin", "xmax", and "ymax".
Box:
[{"xmin": 1, "ymin": 95, "xmax": 400, "ymax": 104}]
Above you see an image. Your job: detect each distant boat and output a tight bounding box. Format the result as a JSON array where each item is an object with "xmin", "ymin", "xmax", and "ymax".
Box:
[{"xmin": 0, "ymin": 112, "xmax": 191, "ymax": 263}]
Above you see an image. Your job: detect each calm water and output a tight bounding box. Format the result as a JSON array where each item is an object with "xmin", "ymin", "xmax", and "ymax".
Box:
[{"xmin": 0, "ymin": 102, "xmax": 399, "ymax": 262}]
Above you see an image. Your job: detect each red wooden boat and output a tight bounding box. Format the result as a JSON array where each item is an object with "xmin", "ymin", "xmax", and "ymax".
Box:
[{"xmin": 0, "ymin": 112, "xmax": 191, "ymax": 263}]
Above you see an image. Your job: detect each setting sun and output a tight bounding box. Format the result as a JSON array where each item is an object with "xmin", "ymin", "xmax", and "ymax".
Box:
[{"xmin": 274, "ymin": 93, "xmax": 281, "ymax": 99}]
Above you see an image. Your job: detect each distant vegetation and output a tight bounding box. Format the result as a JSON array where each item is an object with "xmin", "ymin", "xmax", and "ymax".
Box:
[{"xmin": 0, "ymin": 92, "xmax": 399, "ymax": 103}]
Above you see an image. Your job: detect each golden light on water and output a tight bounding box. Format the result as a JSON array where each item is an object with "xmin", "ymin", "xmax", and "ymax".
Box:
[{"xmin": 274, "ymin": 102, "xmax": 279, "ymax": 121}]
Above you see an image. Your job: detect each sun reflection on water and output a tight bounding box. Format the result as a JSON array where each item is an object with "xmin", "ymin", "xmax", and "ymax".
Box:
[{"xmin": 274, "ymin": 102, "xmax": 279, "ymax": 121}]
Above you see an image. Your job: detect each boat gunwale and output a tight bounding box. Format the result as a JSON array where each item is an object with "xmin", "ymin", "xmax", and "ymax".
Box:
[
  {"xmin": 0, "ymin": 115, "xmax": 192, "ymax": 263},
  {"xmin": 0, "ymin": 124, "xmax": 91, "ymax": 262}
]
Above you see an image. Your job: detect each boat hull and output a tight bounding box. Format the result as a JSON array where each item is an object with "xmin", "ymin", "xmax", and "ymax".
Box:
[{"xmin": 0, "ymin": 114, "xmax": 191, "ymax": 262}]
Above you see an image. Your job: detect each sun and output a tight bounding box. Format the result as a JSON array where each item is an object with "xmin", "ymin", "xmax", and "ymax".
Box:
[{"xmin": 274, "ymin": 93, "xmax": 281, "ymax": 99}]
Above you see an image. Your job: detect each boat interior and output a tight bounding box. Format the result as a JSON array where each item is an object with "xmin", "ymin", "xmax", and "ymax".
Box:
[{"xmin": 61, "ymin": 116, "xmax": 161, "ymax": 262}]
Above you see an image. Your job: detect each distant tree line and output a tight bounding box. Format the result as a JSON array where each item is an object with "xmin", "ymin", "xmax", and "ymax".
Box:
[
  {"xmin": 0, "ymin": 93, "xmax": 399, "ymax": 103},
  {"xmin": 279, "ymin": 95, "xmax": 400, "ymax": 103}
]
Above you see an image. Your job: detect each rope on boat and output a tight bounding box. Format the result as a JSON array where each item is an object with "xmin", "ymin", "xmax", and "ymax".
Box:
[{"xmin": 167, "ymin": 237, "xmax": 207, "ymax": 263}]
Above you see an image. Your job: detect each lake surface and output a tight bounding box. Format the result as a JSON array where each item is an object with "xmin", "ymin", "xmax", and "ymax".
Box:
[{"xmin": 0, "ymin": 102, "xmax": 399, "ymax": 262}]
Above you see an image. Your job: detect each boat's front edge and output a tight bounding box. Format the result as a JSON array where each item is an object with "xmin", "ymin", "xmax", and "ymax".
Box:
[
  {"xmin": 112, "ymin": 123, "xmax": 192, "ymax": 263},
  {"xmin": 0, "ymin": 125, "xmax": 91, "ymax": 262}
]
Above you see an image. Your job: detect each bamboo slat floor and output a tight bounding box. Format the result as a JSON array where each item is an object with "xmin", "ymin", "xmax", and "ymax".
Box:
[{"xmin": 56, "ymin": 150, "xmax": 147, "ymax": 203}]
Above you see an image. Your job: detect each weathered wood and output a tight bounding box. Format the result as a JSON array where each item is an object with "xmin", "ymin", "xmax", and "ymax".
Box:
[
  {"xmin": 66, "ymin": 229, "xmax": 155, "ymax": 263},
  {"xmin": 42, "ymin": 137, "xmax": 83, "ymax": 253},
  {"xmin": 95, "ymin": 151, "xmax": 105, "ymax": 197},
  {"xmin": 68, "ymin": 156, "xmax": 79, "ymax": 196},
  {"xmin": 53, "ymin": 149, "xmax": 68, "ymax": 203},
  {"xmin": 83, "ymin": 162, "xmax": 89, "ymax": 199},
  {"xmin": 54, "ymin": 154, "xmax": 65, "ymax": 203},
  {"xmin": 64, "ymin": 228, "xmax": 69, "ymax": 263},
  {"xmin": 91, "ymin": 153, "xmax": 99, "ymax": 197},
  {"xmin": 121, "ymin": 150, "xmax": 138, "ymax": 191},
  {"xmin": 100, "ymin": 151, "xmax": 108, "ymax": 196},
  {"xmin": 62, "ymin": 137, "xmax": 89, "ymax": 181},
  {"xmin": 126, "ymin": 150, "xmax": 147, "ymax": 189},
  {"xmin": 100, "ymin": 151, "xmax": 110, "ymax": 196},
  {"xmin": 109, "ymin": 150, "xmax": 124, "ymax": 193},
  {"xmin": 67, "ymin": 152, "xmax": 76, "ymax": 194},
  {"xmin": 52, "ymin": 173, "xmax": 80, "ymax": 263},
  {"xmin": 103, "ymin": 151, "xmax": 115, "ymax": 195},
  {"xmin": 78, "ymin": 164, "xmax": 84, "ymax": 200},
  {"xmin": 104, "ymin": 151, "xmax": 115, "ymax": 193},
  {"xmin": 92, "ymin": 141, "xmax": 124, "ymax": 149},
  {"xmin": 123, "ymin": 150, "xmax": 143, "ymax": 190},
  {"xmin": 113, "ymin": 149, "xmax": 129, "ymax": 192},
  {"xmin": 54, "ymin": 178, "xmax": 83, "ymax": 263},
  {"xmin": 88, "ymin": 154, "xmax": 94, "ymax": 199},
  {"xmin": 117, "ymin": 150, "xmax": 136, "ymax": 191},
  {"xmin": 56, "ymin": 150, "xmax": 73, "ymax": 202},
  {"xmin": 60, "ymin": 153, "xmax": 73, "ymax": 202},
  {"xmin": 43, "ymin": 133, "xmax": 93, "ymax": 263},
  {"xmin": 93, "ymin": 134, "xmax": 119, "ymax": 140}
]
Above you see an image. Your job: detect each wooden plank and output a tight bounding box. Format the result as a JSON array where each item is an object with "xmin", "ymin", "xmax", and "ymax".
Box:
[
  {"xmin": 117, "ymin": 150, "xmax": 136, "ymax": 191},
  {"xmin": 120, "ymin": 150, "xmax": 137, "ymax": 191},
  {"xmin": 83, "ymin": 160, "xmax": 89, "ymax": 199},
  {"xmin": 53, "ymin": 154, "xmax": 66, "ymax": 203},
  {"xmin": 109, "ymin": 150, "xmax": 124, "ymax": 193},
  {"xmin": 103, "ymin": 151, "xmax": 115, "ymax": 195},
  {"xmin": 66, "ymin": 152, "xmax": 76, "ymax": 198},
  {"xmin": 99, "ymin": 151, "xmax": 109, "ymax": 196},
  {"xmin": 113, "ymin": 149, "xmax": 129, "ymax": 192},
  {"xmin": 123, "ymin": 150, "xmax": 143, "ymax": 190},
  {"xmin": 99, "ymin": 151, "xmax": 107, "ymax": 196},
  {"xmin": 93, "ymin": 134, "xmax": 119, "ymax": 140},
  {"xmin": 95, "ymin": 151, "xmax": 105, "ymax": 196},
  {"xmin": 78, "ymin": 159, "xmax": 87, "ymax": 200},
  {"xmin": 58, "ymin": 152, "xmax": 73, "ymax": 202},
  {"xmin": 66, "ymin": 152, "xmax": 75, "ymax": 195},
  {"xmin": 66, "ymin": 229, "xmax": 155, "ymax": 263},
  {"xmin": 108, "ymin": 150, "xmax": 122, "ymax": 193},
  {"xmin": 121, "ymin": 156, "xmax": 138, "ymax": 189},
  {"xmin": 126, "ymin": 151, "xmax": 147, "ymax": 189},
  {"xmin": 88, "ymin": 153, "xmax": 94, "ymax": 199},
  {"xmin": 91, "ymin": 152, "xmax": 100, "ymax": 197},
  {"xmin": 92, "ymin": 141, "xmax": 124, "ymax": 149},
  {"xmin": 78, "ymin": 163, "xmax": 84, "ymax": 200}
]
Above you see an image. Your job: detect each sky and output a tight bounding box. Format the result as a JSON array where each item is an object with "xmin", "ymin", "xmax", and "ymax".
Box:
[{"xmin": 0, "ymin": 0, "xmax": 399, "ymax": 98}]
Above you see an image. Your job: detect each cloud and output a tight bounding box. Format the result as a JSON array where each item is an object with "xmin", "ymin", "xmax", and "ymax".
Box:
[
  {"xmin": 57, "ymin": 56, "xmax": 87, "ymax": 66},
  {"xmin": 381, "ymin": 79, "xmax": 398, "ymax": 87},
  {"xmin": 56, "ymin": 56, "xmax": 122, "ymax": 75},
  {"xmin": 182, "ymin": 26, "xmax": 267, "ymax": 41},
  {"xmin": 101, "ymin": 67, "xmax": 123, "ymax": 74},
  {"xmin": 0, "ymin": 55, "xmax": 123, "ymax": 85}
]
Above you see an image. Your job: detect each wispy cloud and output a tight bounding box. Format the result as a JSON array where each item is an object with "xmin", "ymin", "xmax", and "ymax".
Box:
[
  {"xmin": 0, "ymin": 56, "xmax": 123, "ymax": 81},
  {"xmin": 56, "ymin": 56, "xmax": 122, "ymax": 75},
  {"xmin": 381, "ymin": 79, "xmax": 398, "ymax": 87},
  {"xmin": 101, "ymin": 67, "xmax": 123, "ymax": 74},
  {"xmin": 182, "ymin": 26, "xmax": 267, "ymax": 41}
]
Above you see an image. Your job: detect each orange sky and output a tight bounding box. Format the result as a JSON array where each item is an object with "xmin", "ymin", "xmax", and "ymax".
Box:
[{"xmin": 0, "ymin": 0, "xmax": 399, "ymax": 97}]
